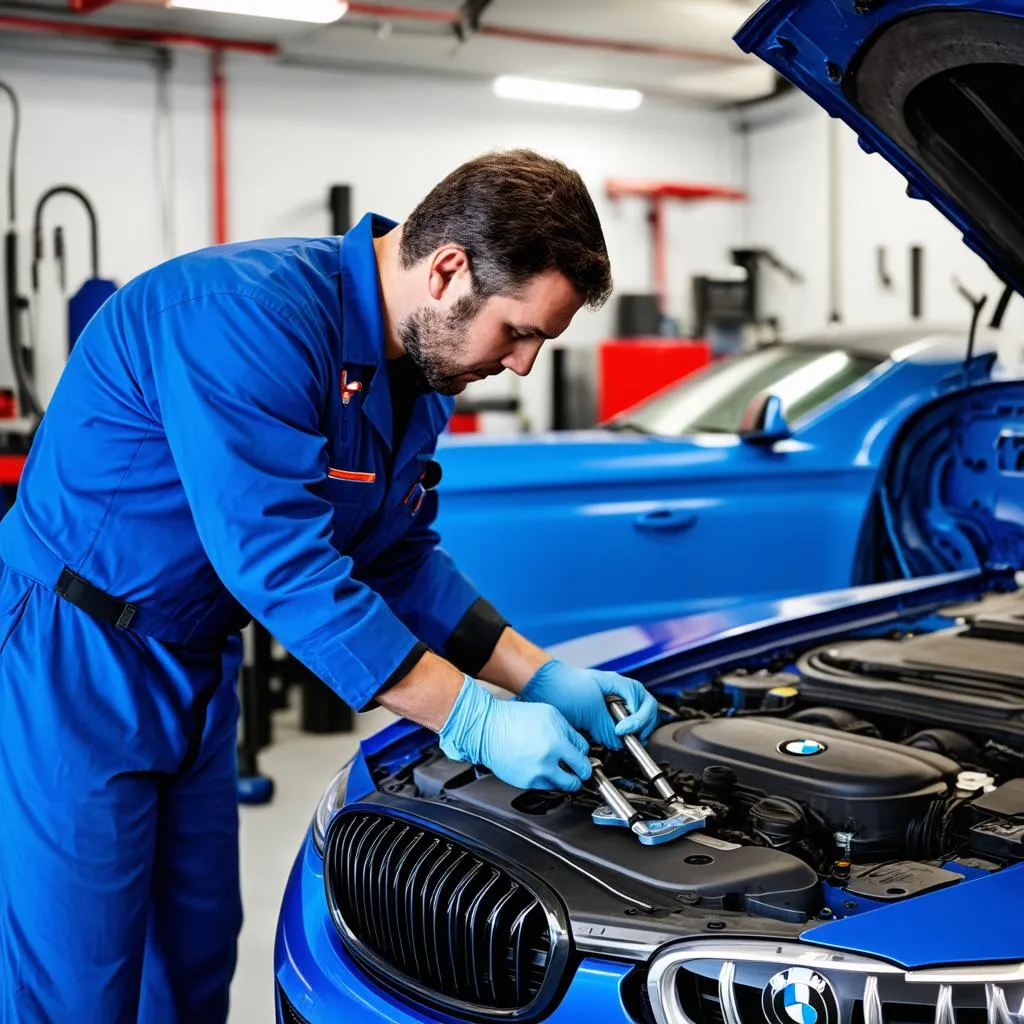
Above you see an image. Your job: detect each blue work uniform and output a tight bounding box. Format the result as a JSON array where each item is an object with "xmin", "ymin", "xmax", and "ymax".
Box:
[{"xmin": 0, "ymin": 213, "xmax": 507, "ymax": 1022}]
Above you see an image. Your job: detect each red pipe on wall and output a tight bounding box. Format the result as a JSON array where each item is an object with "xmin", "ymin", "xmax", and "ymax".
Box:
[
  {"xmin": 68, "ymin": 0, "xmax": 118, "ymax": 12},
  {"xmin": 211, "ymin": 50, "xmax": 228, "ymax": 245},
  {"xmin": 0, "ymin": 14, "xmax": 279, "ymax": 55}
]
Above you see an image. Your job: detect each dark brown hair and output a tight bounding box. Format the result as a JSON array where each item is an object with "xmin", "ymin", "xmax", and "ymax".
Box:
[{"xmin": 400, "ymin": 149, "xmax": 612, "ymax": 309}]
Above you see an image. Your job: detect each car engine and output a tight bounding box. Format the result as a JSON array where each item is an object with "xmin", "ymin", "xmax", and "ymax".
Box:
[{"xmin": 374, "ymin": 591, "xmax": 1024, "ymax": 925}]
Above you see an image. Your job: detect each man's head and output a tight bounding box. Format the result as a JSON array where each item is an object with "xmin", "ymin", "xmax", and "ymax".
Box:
[{"xmin": 395, "ymin": 149, "xmax": 611, "ymax": 395}]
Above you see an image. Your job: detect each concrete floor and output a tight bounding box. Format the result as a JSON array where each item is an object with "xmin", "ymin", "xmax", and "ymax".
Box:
[{"xmin": 229, "ymin": 699, "xmax": 397, "ymax": 1024}]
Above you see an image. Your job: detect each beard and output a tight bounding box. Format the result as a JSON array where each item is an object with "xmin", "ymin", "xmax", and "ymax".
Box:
[{"xmin": 399, "ymin": 294, "xmax": 498, "ymax": 396}]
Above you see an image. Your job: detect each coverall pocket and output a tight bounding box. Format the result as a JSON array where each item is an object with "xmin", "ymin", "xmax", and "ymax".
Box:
[
  {"xmin": 328, "ymin": 497, "xmax": 377, "ymax": 549},
  {"xmin": 0, "ymin": 572, "xmax": 35, "ymax": 659}
]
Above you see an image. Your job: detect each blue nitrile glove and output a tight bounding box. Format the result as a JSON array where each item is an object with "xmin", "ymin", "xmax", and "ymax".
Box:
[
  {"xmin": 519, "ymin": 659, "xmax": 659, "ymax": 749},
  {"xmin": 438, "ymin": 676, "xmax": 593, "ymax": 792}
]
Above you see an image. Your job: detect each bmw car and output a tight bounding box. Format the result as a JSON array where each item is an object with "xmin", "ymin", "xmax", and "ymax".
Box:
[
  {"xmin": 276, "ymin": 1, "xmax": 1024, "ymax": 1022},
  {"xmin": 435, "ymin": 326, "xmax": 1012, "ymax": 647}
]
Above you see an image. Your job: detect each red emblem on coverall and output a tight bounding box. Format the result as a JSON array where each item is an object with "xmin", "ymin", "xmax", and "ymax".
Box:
[{"xmin": 340, "ymin": 370, "xmax": 362, "ymax": 406}]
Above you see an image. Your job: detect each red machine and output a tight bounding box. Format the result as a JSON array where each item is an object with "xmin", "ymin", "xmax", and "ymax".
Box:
[{"xmin": 598, "ymin": 337, "xmax": 711, "ymax": 422}]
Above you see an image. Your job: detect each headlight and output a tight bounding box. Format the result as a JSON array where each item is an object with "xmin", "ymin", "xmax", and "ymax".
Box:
[{"xmin": 312, "ymin": 759, "xmax": 353, "ymax": 855}]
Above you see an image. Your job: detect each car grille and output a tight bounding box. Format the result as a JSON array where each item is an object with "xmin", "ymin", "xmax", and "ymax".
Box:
[
  {"xmin": 276, "ymin": 984, "xmax": 310, "ymax": 1024},
  {"xmin": 647, "ymin": 940, "xmax": 1024, "ymax": 1024},
  {"xmin": 323, "ymin": 809, "xmax": 570, "ymax": 1020}
]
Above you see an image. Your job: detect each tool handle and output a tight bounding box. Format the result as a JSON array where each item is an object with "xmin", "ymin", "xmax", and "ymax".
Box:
[
  {"xmin": 605, "ymin": 695, "xmax": 629, "ymax": 723},
  {"xmin": 590, "ymin": 758, "xmax": 640, "ymax": 826},
  {"xmin": 606, "ymin": 696, "xmax": 681, "ymax": 802}
]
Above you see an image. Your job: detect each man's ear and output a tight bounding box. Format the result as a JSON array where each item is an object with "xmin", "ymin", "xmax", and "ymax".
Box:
[{"xmin": 427, "ymin": 246, "xmax": 470, "ymax": 301}]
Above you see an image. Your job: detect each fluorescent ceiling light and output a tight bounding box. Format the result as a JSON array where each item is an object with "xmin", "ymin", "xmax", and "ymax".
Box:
[
  {"xmin": 494, "ymin": 76, "xmax": 643, "ymax": 112},
  {"xmin": 168, "ymin": 0, "xmax": 348, "ymax": 24}
]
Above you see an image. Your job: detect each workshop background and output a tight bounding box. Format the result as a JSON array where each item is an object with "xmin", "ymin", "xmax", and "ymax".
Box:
[{"xmin": 0, "ymin": 2, "xmax": 1022, "ymax": 1022}]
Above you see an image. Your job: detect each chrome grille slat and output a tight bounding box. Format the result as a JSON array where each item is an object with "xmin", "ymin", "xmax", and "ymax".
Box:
[
  {"xmin": 387, "ymin": 830, "xmax": 424, "ymax": 974},
  {"xmin": 864, "ymin": 975, "xmax": 883, "ymax": 1024},
  {"xmin": 466, "ymin": 870, "xmax": 503, "ymax": 1005},
  {"xmin": 485, "ymin": 883, "xmax": 521, "ymax": 1007},
  {"xmin": 509, "ymin": 901, "xmax": 534, "ymax": 1008},
  {"xmin": 430, "ymin": 849, "xmax": 470, "ymax": 993},
  {"xmin": 347, "ymin": 815, "xmax": 376, "ymax": 935},
  {"xmin": 718, "ymin": 961, "xmax": 741, "ymax": 1024},
  {"xmin": 403, "ymin": 838, "xmax": 440, "ymax": 983},
  {"xmin": 448, "ymin": 859, "xmax": 485, "ymax": 1000},
  {"xmin": 364, "ymin": 821, "xmax": 397, "ymax": 955},
  {"xmin": 988, "ymin": 983, "xmax": 1014, "ymax": 1024},
  {"xmin": 377, "ymin": 824, "xmax": 410, "ymax": 969},
  {"xmin": 936, "ymin": 983, "xmax": 955, "ymax": 1024},
  {"xmin": 324, "ymin": 811, "xmax": 561, "ymax": 1018},
  {"xmin": 418, "ymin": 842, "xmax": 456, "ymax": 989}
]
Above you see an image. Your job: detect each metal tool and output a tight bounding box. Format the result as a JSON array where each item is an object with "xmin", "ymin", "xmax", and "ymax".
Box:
[{"xmin": 589, "ymin": 698, "xmax": 712, "ymax": 846}]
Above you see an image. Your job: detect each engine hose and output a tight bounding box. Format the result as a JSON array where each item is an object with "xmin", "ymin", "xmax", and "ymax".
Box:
[{"xmin": 905, "ymin": 798, "xmax": 955, "ymax": 860}]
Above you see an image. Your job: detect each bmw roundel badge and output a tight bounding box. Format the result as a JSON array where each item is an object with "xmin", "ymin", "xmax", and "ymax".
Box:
[
  {"xmin": 763, "ymin": 967, "xmax": 839, "ymax": 1024},
  {"xmin": 779, "ymin": 738, "xmax": 828, "ymax": 757}
]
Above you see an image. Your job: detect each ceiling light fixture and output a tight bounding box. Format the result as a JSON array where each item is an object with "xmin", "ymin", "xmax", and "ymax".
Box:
[
  {"xmin": 494, "ymin": 76, "xmax": 643, "ymax": 112},
  {"xmin": 167, "ymin": 0, "xmax": 348, "ymax": 24}
]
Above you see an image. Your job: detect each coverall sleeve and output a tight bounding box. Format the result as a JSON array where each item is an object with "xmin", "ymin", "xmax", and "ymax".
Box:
[
  {"xmin": 358, "ymin": 487, "xmax": 510, "ymax": 678},
  {"xmin": 146, "ymin": 292, "xmax": 424, "ymax": 712}
]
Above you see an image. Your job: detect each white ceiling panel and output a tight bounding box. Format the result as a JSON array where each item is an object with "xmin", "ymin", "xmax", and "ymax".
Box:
[{"xmin": 0, "ymin": 0, "xmax": 777, "ymax": 104}]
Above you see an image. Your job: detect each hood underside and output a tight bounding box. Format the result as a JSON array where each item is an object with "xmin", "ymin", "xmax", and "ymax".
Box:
[
  {"xmin": 859, "ymin": 380, "xmax": 1024, "ymax": 581},
  {"xmin": 736, "ymin": 0, "xmax": 1024, "ymax": 295}
]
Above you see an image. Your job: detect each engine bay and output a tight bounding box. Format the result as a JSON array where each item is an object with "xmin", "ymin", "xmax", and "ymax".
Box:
[{"xmin": 370, "ymin": 588, "xmax": 1024, "ymax": 926}]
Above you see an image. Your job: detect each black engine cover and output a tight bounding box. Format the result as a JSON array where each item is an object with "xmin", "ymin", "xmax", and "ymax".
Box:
[{"xmin": 648, "ymin": 717, "xmax": 957, "ymax": 842}]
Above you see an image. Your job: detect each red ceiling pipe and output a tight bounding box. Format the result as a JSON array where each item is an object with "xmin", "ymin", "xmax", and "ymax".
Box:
[
  {"xmin": 59, "ymin": 1, "xmax": 744, "ymax": 66},
  {"xmin": 69, "ymin": 0, "xmax": 118, "ymax": 12},
  {"xmin": 211, "ymin": 49, "xmax": 228, "ymax": 245},
  {"xmin": 0, "ymin": 14, "xmax": 279, "ymax": 55},
  {"xmin": 345, "ymin": 1, "xmax": 747, "ymax": 65},
  {"xmin": 346, "ymin": 3, "xmax": 459, "ymax": 24},
  {"xmin": 479, "ymin": 24, "xmax": 747, "ymax": 66},
  {"xmin": 606, "ymin": 180, "xmax": 747, "ymax": 314}
]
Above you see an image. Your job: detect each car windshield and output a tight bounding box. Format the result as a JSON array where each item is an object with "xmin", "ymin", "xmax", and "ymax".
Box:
[{"xmin": 608, "ymin": 344, "xmax": 883, "ymax": 436}]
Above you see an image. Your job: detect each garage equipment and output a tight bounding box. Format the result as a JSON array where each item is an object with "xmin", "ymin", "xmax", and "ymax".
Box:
[
  {"xmin": 0, "ymin": 80, "xmax": 42, "ymax": 422},
  {"xmin": 31, "ymin": 185, "xmax": 117, "ymax": 353},
  {"xmin": 590, "ymin": 696, "xmax": 711, "ymax": 845},
  {"xmin": 604, "ymin": 178, "xmax": 747, "ymax": 320}
]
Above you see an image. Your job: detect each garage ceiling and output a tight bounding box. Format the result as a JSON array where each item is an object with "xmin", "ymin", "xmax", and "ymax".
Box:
[{"xmin": 0, "ymin": 0, "xmax": 778, "ymax": 105}]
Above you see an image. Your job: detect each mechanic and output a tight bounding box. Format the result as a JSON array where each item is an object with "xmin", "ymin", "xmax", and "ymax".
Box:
[{"xmin": 0, "ymin": 149, "xmax": 659, "ymax": 1023}]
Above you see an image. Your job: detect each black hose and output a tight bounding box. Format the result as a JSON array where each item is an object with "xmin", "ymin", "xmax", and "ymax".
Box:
[
  {"xmin": 5, "ymin": 229, "xmax": 40, "ymax": 420},
  {"xmin": 32, "ymin": 185, "xmax": 100, "ymax": 291},
  {"xmin": 0, "ymin": 81, "xmax": 19, "ymax": 227}
]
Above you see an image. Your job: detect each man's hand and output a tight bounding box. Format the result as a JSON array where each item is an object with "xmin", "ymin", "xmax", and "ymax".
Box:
[
  {"xmin": 519, "ymin": 659, "xmax": 659, "ymax": 749},
  {"xmin": 438, "ymin": 676, "xmax": 593, "ymax": 792}
]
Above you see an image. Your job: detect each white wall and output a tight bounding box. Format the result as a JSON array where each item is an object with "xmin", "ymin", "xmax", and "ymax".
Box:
[
  {"xmin": 741, "ymin": 91, "xmax": 1024, "ymax": 363},
  {"xmin": 0, "ymin": 39, "xmax": 743, "ymax": 427}
]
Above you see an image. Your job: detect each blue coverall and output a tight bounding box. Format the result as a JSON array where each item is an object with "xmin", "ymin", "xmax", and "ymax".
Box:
[{"xmin": 0, "ymin": 213, "xmax": 503, "ymax": 1022}]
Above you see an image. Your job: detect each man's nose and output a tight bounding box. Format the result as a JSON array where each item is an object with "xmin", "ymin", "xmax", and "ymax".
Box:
[{"xmin": 501, "ymin": 339, "xmax": 544, "ymax": 377}]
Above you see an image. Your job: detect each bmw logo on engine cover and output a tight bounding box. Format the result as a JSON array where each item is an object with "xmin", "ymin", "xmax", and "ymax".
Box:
[
  {"xmin": 780, "ymin": 738, "xmax": 828, "ymax": 757},
  {"xmin": 763, "ymin": 967, "xmax": 839, "ymax": 1024}
]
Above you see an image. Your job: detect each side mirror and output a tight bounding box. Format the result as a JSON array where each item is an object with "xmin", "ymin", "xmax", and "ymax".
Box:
[{"xmin": 739, "ymin": 391, "xmax": 791, "ymax": 445}]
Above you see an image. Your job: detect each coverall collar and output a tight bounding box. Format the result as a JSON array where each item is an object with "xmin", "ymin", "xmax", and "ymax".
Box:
[{"xmin": 339, "ymin": 212, "xmax": 399, "ymax": 449}]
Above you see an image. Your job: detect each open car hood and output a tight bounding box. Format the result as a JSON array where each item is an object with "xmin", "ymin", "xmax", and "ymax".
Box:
[{"xmin": 735, "ymin": 0, "xmax": 1024, "ymax": 295}]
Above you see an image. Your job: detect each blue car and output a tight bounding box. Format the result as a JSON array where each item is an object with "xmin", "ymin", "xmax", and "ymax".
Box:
[
  {"xmin": 276, "ymin": 1, "xmax": 1024, "ymax": 1022},
  {"xmin": 435, "ymin": 326, "xmax": 1011, "ymax": 647}
]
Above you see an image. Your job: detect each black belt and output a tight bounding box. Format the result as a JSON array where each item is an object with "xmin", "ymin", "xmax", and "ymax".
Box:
[{"xmin": 55, "ymin": 568, "xmax": 138, "ymax": 630}]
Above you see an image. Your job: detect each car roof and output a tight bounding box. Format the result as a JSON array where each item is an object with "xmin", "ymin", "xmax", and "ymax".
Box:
[{"xmin": 784, "ymin": 323, "xmax": 997, "ymax": 362}]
